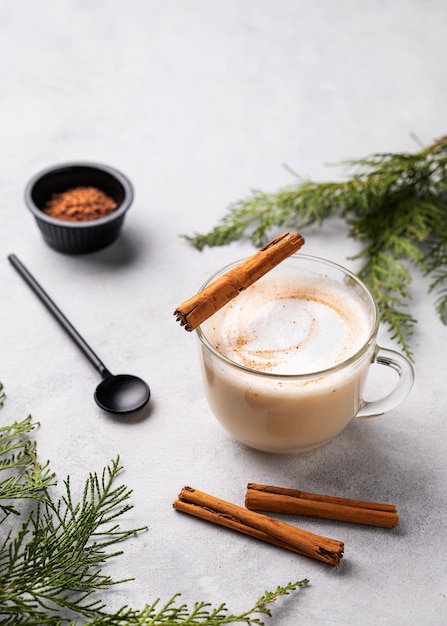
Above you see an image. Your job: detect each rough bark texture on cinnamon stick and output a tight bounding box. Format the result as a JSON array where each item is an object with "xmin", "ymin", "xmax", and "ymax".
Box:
[
  {"xmin": 174, "ymin": 231, "xmax": 305, "ymax": 331},
  {"xmin": 173, "ymin": 486, "xmax": 343, "ymax": 565},
  {"xmin": 245, "ymin": 483, "xmax": 399, "ymax": 528}
]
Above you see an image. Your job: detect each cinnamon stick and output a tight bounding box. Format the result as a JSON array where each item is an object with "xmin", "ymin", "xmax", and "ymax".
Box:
[
  {"xmin": 245, "ymin": 483, "xmax": 399, "ymax": 528},
  {"xmin": 173, "ymin": 486, "xmax": 344, "ymax": 565},
  {"xmin": 174, "ymin": 231, "xmax": 305, "ymax": 331}
]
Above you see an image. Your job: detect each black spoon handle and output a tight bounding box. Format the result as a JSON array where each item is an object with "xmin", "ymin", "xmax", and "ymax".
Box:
[{"xmin": 8, "ymin": 254, "xmax": 111, "ymax": 379}]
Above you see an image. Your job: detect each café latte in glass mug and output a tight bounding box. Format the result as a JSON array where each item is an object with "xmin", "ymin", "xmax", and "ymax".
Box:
[{"xmin": 196, "ymin": 254, "xmax": 414, "ymax": 453}]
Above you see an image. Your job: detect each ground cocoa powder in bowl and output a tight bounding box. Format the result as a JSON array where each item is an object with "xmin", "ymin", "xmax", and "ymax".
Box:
[{"xmin": 43, "ymin": 186, "xmax": 118, "ymax": 222}]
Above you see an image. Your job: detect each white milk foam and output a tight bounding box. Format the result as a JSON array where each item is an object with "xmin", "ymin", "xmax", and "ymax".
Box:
[{"xmin": 202, "ymin": 272, "xmax": 371, "ymax": 374}]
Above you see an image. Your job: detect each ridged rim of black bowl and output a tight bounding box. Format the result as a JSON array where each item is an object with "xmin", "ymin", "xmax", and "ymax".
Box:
[{"xmin": 25, "ymin": 161, "xmax": 134, "ymax": 228}]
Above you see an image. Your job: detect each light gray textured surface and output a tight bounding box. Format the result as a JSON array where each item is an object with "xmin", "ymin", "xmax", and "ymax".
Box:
[{"xmin": 1, "ymin": 1, "xmax": 446, "ymax": 624}]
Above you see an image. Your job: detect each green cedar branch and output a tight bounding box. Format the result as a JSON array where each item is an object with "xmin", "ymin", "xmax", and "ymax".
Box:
[
  {"xmin": 184, "ymin": 135, "xmax": 447, "ymax": 359},
  {"xmin": 0, "ymin": 404, "xmax": 55, "ymax": 518},
  {"xmin": 0, "ymin": 388, "xmax": 308, "ymax": 625}
]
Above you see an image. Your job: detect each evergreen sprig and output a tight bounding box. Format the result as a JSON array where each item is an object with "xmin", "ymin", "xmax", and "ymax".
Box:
[
  {"xmin": 184, "ymin": 135, "xmax": 447, "ymax": 358},
  {"xmin": 0, "ymin": 398, "xmax": 55, "ymax": 519},
  {"xmin": 0, "ymin": 387, "xmax": 308, "ymax": 625}
]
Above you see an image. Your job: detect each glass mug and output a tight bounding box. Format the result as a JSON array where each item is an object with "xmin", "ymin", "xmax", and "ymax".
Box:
[{"xmin": 196, "ymin": 254, "xmax": 414, "ymax": 453}]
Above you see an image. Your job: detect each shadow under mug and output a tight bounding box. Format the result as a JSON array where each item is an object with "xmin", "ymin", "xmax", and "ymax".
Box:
[{"xmin": 196, "ymin": 254, "xmax": 414, "ymax": 453}]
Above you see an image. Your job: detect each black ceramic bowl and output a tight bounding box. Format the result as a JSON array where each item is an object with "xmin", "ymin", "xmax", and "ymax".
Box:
[{"xmin": 25, "ymin": 162, "xmax": 133, "ymax": 254}]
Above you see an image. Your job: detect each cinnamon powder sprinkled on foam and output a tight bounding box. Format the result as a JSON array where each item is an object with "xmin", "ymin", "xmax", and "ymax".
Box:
[{"xmin": 203, "ymin": 276, "xmax": 370, "ymax": 374}]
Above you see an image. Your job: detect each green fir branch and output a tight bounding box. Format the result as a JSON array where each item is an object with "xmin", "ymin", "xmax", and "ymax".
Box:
[
  {"xmin": 0, "ymin": 411, "xmax": 55, "ymax": 518},
  {"xmin": 426, "ymin": 236, "xmax": 447, "ymax": 324},
  {"xmin": 184, "ymin": 135, "xmax": 447, "ymax": 358},
  {"xmin": 0, "ymin": 389, "xmax": 309, "ymax": 625},
  {"xmin": 60, "ymin": 580, "xmax": 308, "ymax": 626}
]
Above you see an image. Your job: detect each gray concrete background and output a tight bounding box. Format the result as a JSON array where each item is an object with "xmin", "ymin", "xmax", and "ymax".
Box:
[{"xmin": 1, "ymin": 2, "xmax": 446, "ymax": 624}]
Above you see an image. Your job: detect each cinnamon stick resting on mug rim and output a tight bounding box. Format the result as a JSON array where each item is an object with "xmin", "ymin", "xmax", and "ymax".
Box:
[
  {"xmin": 173, "ymin": 486, "xmax": 344, "ymax": 565},
  {"xmin": 245, "ymin": 484, "xmax": 399, "ymax": 528},
  {"xmin": 174, "ymin": 231, "xmax": 305, "ymax": 331}
]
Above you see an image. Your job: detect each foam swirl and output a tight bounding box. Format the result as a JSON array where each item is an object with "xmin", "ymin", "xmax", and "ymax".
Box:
[{"xmin": 201, "ymin": 274, "xmax": 370, "ymax": 374}]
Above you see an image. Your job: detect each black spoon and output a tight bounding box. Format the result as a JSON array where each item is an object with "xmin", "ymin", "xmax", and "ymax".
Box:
[{"xmin": 8, "ymin": 254, "xmax": 151, "ymax": 414}]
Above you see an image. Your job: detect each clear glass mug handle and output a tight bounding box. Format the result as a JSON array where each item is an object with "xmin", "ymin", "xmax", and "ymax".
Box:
[{"xmin": 356, "ymin": 346, "xmax": 415, "ymax": 419}]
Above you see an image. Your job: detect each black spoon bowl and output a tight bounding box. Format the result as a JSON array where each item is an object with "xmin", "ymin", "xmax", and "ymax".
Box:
[
  {"xmin": 95, "ymin": 373, "xmax": 150, "ymax": 413},
  {"xmin": 8, "ymin": 254, "xmax": 150, "ymax": 414}
]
